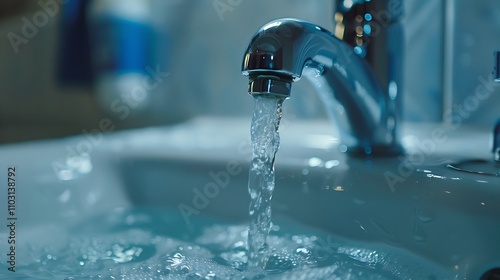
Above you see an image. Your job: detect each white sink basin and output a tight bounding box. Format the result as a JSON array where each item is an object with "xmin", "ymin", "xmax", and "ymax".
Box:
[{"xmin": 0, "ymin": 117, "xmax": 498, "ymax": 279}]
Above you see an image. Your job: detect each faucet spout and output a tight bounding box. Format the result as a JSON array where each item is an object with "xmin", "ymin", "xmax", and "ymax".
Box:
[{"xmin": 242, "ymin": 18, "xmax": 401, "ymax": 156}]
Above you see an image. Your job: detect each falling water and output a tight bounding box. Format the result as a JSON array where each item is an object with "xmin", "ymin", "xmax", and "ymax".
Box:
[{"xmin": 247, "ymin": 95, "xmax": 285, "ymax": 268}]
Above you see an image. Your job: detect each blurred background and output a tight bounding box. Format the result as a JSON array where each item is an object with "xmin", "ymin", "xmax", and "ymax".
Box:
[{"xmin": 0, "ymin": 0, "xmax": 499, "ymax": 143}]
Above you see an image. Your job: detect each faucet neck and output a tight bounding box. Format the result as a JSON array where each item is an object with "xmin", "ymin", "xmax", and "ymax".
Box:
[{"xmin": 242, "ymin": 18, "xmax": 402, "ymax": 157}]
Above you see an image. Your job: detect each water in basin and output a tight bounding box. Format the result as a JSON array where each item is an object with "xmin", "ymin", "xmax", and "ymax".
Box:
[{"xmin": 1, "ymin": 206, "xmax": 453, "ymax": 279}]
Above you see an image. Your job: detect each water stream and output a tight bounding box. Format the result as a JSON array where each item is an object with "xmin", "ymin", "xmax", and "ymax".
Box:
[{"xmin": 247, "ymin": 95, "xmax": 285, "ymax": 268}]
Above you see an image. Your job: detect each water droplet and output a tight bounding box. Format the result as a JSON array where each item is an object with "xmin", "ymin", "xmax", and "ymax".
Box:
[
  {"xmin": 295, "ymin": 248, "xmax": 310, "ymax": 254},
  {"xmin": 205, "ymin": 271, "xmax": 216, "ymax": 279},
  {"xmin": 307, "ymin": 157, "xmax": 323, "ymax": 167},
  {"xmin": 339, "ymin": 145, "xmax": 348, "ymax": 153},
  {"xmin": 333, "ymin": 186, "xmax": 345, "ymax": 192},
  {"xmin": 231, "ymin": 241, "xmax": 244, "ymax": 248},
  {"xmin": 292, "ymin": 235, "xmax": 302, "ymax": 244},
  {"xmin": 324, "ymin": 160, "xmax": 340, "ymax": 168}
]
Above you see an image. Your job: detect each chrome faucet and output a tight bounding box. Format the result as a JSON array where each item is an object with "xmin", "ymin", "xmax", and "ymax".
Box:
[{"xmin": 241, "ymin": 18, "xmax": 402, "ymax": 156}]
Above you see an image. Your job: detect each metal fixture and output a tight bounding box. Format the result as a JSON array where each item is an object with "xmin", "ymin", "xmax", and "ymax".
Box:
[{"xmin": 241, "ymin": 18, "xmax": 401, "ymax": 156}]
